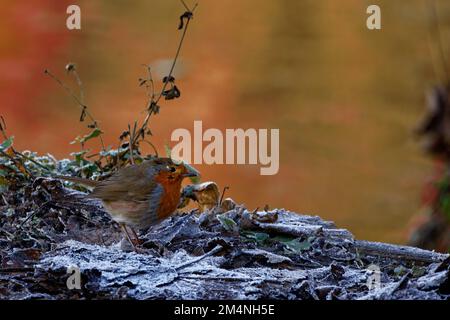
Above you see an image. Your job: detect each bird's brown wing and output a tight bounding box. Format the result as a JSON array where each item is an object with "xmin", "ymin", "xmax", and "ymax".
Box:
[{"xmin": 87, "ymin": 161, "xmax": 158, "ymax": 202}]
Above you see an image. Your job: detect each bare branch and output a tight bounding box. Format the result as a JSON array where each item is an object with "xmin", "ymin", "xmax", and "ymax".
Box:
[
  {"xmin": 45, "ymin": 68, "xmax": 106, "ymax": 151},
  {"xmin": 131, "ymin": 2, "xmax": 197, "ymax": 151}
]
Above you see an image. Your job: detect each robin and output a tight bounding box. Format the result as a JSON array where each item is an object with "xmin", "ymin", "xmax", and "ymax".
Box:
[{"xmin": 56, "ymin": 157, "xmax": 199, "ymax": 250}]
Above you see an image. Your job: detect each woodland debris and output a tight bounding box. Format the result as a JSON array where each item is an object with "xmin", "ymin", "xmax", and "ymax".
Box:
[{"xmin": 0, "ymin": 178, "xmax": 448, "ymax": 300}]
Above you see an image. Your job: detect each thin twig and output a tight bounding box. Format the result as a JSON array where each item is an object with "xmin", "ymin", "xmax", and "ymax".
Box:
[
  {"xmin": 45, "ymin": 69, "xmax": 87, "ymax": 110},
  {"xmin": 70, "ymin": 67, "xmax": 105, "ymax": 152},
  {"xmin": 0, "ymin": 116, "xmax": 7, "ymax": 139},
  {"xmin": 175, "ymin": 245, "xmax": 223, "ymax": 271},
  {"xmin": 219, "ymin": 186, "xmax": 230, "ymax": 205},
  {"xmin": 0, "ymin": 267, "xmax": 35, "ymax": 273},
  {"xmin": 128, "ymin": 122, "xmax": 136, "ymax": 165},
  {"xmin": 142, "ymin": 139, "xmax": 159, "ymax": 157},
  {"xmin": 0, "ymin": 227, "xmax": 15, "ymax": 240},
  {"xmin": 141, "ymin": 64, "xmax": 156, "ymax": 100},
  {"xmin": 180, "ymin": 0, "xmax": 190, "ymax": 11},
  {"xmin": 72, "ymin": 69, "xmax": 85, "ymax": 106},
  {"xmin": 1, "ymin": 194, "xmax": 9, "ymax": 206},
  {"xmin": 131, "ymin": 1, "xmax": 198, "ymax": 149},
  {"xmin": 19, "ymin": 200, "xmax": 52, "ymax": 228},
  {"xmin": 154, "ymin": 16, "xmax": 191, "ymax": 106},
  {"xmin": 45, "ymin": 69, "xmax": 106, "ymax": 150}
]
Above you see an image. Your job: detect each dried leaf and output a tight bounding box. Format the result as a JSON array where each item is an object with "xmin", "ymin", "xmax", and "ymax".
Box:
[
  {"xmin": 178, "ymin": 11, "xmax": 193, "ymax": 30},
  {"xmin": 250, "ymin": 210, "xmax": 278, "ymax": 223},
  {"xmin": 221, "ymin": 198, "xmax": 237, "ymax": 211},
  {"xmin": 119, "ymin": 131, "xmax": 130, "ymax": 140},
  {"xmin": 178, "ymin": 195, "xmax": 191, "ymax": 209},
  {"xmin": 162, "ymin": 75, "xmax": 175, "ymax": 83},
  {"xmin": 181, "ymin": 182, "xmax": 219, "ymax": 211},
  {"xmin": 148, "ymin": 101, "xmax": 160, "ymax": 114},
  {"xmin": 162, "ymin": 85, "xmax": 181, "ymax": 100}
]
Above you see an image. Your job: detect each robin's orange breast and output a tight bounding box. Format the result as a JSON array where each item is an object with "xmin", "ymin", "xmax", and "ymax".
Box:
[{"xmin": 154, "ymin": 172, "xmax": 183, "ymax": 220}]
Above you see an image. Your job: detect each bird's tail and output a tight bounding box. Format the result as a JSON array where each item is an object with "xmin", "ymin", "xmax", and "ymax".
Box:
[{"xmin": 54, "ymin": 175, "xmax": 99, "ymax": 189}]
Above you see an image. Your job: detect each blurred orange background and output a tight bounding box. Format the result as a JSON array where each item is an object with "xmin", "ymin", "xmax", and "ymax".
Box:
[{"xmin": 1, "ymin": 0, "xmax": 450, "ymax": 244}]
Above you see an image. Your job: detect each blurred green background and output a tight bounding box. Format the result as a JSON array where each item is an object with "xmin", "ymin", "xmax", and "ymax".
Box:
[{"xmin": 1, "ymin": 0, "xmax": 450, "ymax": 244}]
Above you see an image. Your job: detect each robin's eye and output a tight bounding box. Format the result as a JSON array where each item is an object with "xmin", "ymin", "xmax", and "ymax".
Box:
[{"xmin": 167, "ymin": 166, "xmax": 176, "ymax": 173}]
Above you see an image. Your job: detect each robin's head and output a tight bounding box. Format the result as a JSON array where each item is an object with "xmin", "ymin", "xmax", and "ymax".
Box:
[{"xmin": 149, "ymin": 157, "xmax": 200, "ymax": 182}]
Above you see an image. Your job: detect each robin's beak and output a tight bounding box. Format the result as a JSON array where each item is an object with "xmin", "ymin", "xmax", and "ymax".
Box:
[{"xmin": 182, "ymin": 163, "xmax": 200, "ymax": 177}]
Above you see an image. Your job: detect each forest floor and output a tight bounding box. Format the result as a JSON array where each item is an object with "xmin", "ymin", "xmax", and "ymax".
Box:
[{"xmin": 0, "ymin": 177, "xmax": 449, "ymax": 300}]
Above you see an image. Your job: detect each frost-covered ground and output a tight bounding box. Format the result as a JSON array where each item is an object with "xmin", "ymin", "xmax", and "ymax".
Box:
[{"xmin": 0, "ymin": 178, "xmax": 449, "ymax": 300}]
